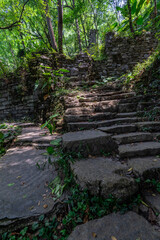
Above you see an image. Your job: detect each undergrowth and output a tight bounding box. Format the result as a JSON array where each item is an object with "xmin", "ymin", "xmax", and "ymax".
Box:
[{"xmin": 0, "ymin": 124, "xmax": 21, "ymax": 156}]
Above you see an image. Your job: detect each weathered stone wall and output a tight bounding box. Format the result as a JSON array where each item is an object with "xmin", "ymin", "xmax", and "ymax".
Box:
[
  {"xmin": 0, "ymin": 54, "xmax": 55, "ymax": 122},
  {"xmin": 93, "ymin": 32, "xmax": 158, "ymax": 79},
  {"xmin": 0, "ymin": 74, "xmax": 38, "ymax": 121},
  {"xmin": 57, "ymin": 53, "xmax": 94, "ymax": 87}
]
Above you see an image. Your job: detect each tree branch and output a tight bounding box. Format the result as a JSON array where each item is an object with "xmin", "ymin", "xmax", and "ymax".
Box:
[
  {"xmin": 63, "ymin": 5, "xmax": 73, "ymax": 10},
  {"xmin": 0, "ymin": 0, "xmax": 30, "ymax": 30}
]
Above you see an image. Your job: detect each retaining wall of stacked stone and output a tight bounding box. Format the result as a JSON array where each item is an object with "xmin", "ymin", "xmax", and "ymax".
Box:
[{"xmin": 93, "ymin": 32, "xmax": 158, "ymax": 79}]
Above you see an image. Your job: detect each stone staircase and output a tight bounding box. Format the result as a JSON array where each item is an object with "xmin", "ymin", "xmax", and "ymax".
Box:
[{"xmin": 61, "ymin": 85, "xmax": 160, "ymax": 239}]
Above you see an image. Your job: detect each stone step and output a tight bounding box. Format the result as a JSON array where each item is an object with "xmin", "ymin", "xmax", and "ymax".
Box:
[
  {"xmin": 98, "ymin": 124, "xmax": 137, "ymax": 134},
  {"xmin": 97, "ymin": 117, "xmax": 144, "ymax": 128},
  {"xmin": 70, "ymin": 157, "xmax": 137, "ymax": 199},
  {"xmin": 113, "ymin": 132, "xmax": 153, "ymax": 145},
  {"xmin": 62, "ymin": 130, "xmax": 118, "ymax": 157},
  {"xmin": 79, "ymin": 92, "xmax": 136, "ymax": 102},
  {"xmin": 64, "ymin": 112, "xmax": 116, "ymax": 123},
  {"xmin": 64, "ymin": 91, "xmax": 136, "ymax": 105},
  {"xmin": 119, "ymin": 96, "xmax": 143, "ymax": 104},
  {"xmin": 116, "ymin": 111, "xmax": 144, "ymax": 118},
  {"xmin": 118, "ymin": 103, "xmax": 137, "ymax": 113},
  {"xmin": 127, "ymin": 156, "xmax": 160, "ymax": 179},
  {"xmin": 116, "ymin": 112, "xmax": 137, "ymax": 118},
  {"xmin": 65, "ymin": 99, "xmax": 120, "ymax": 109},
  {"xmin": 65, "ymin": 111, "xmax": 145, "ymax": 124},
  {"xmin": 137, "ymin": 102, "xmax": 156, "ymax": 111},
  {"xmin": 65, "ymin": 104, "xmax": 118, "ymax": 115},
  {"xmin": 81, "ymin": 90, "xmax": 124, "ymax": 98},
  {"xmin": 137, "ymin": 121, "xmax": 160, "ymax": 132},
  {"xmin": 67, "ymin": 117, "xmax": 143, "ymax": 131},
  {"xmin": 65, "ymin": 107, "xmax": 95, "ymax": 115},
  {"xmin": 15, "ymin": 127, "xmax": 59, "ymax": 146},
  {"xmin": 65, "ymin": 96, "xmax": 141, "ymax": 109},
  {"xmin": 65, "ymin": 102, "xmax": 140, "ymax": 115},
  {"xmin": 119, "ymin": 141, "xmax": 160, "ymax": 158},
  {"xmin": 68, "ymin": 211, "xmax": 160, "ymax": 240},
  {"xmin": 67, "ymin": 121, "xmax": 97, "ymax": 131}
]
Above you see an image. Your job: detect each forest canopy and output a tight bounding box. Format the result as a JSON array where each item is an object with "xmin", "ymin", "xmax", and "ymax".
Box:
[{"xmin": 0, "ymin": 0, "xmax": 159, "ymax": 75}]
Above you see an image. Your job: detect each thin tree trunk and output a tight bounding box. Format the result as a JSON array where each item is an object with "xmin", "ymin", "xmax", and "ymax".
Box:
[
  {"xmin": 80, "ymin": 16, "xmax": 88, "ymax": 48},
  {"xmin": 127, "ymin": 0, "xmax": 134, "ymax": 34},
  {"xmin": 154, "ymin": 0, "xmax": 157, "ymax": 18},
  {"xmin": 75, "ymin": 19, "xmax": 82, "ymax": 52},
  {"xmin": 89, "ymin": 0, "xmax": 98, "ymax": 45},
  {"xmin": 72, "ymin": 0, "xmax": 82, "ymax": 52},
  {"xmin": 58, "ymin": 0, "xmax": 63, "ymax": 53},
  {"xmin": 44, "ymin": 0, "xmax": 58, "ymax": 51}
]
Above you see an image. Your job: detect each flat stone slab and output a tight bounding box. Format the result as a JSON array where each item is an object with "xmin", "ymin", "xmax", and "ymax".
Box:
[
  {"xmin": 68, "ymin": 211, "xmax": 160, "ymax": 240},
  {"xmin": 16, "ymin": 127, "xmax": 59, "ymax": 144},
  {"xmin": 67, "ymin": 122, "xmax": 98, "ymax": 131},
  {"xmin": 98, "ymin": 124, "xmax": 137, "ymax": 134},
  {"xmin": 128, "ymin": 156, "xmax": 160, "ymax": 178},
  {"xmin": 65, "ymin": 112, "xmax": 115, "ymax": 123},
  {"xmin": 71, "ymin": 157, "xmax": 137, "ymax": 199},
  {"xmin": 119, "ymin": 141, "xmax": 160, "ymax": 158},
  {"xmin": 0, "ymin": 122, "xmax": 36, "ymax": 128},
  {"xmin": 62, "ymin": 130, "xmax": 117, "ymax": 156},
  {"xmin": 137, "ymin": 121, "xmax": 160, "ymax": 132},
  {"xmin": 113, "ymin": 132, "xmax": 153, "ymax": 144},
  {"xmin": 0, "ymin": 147, "xmax": 57, "ymax": 230},
  {"xmin": 97, "ymin": 117, "xmax": 139, "ymax": 128},
  {"xmin": 144, "ymin": 193, "xmax": 160, "ymax": 213}
]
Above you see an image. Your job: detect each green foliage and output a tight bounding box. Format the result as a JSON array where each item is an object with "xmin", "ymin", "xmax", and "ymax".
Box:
[
  {"xmin": 145, "ymin": 179, "xmax": 160, "ymax": 193},
  {"xmin": 142, "ymin": 108, "xmax": 160, "ymax": 121},
  {"xmin": 115, "ymin": 0, "xmax": 158, "ymax": 34},
  {"xmin": 49, "ymin": 176, "xmax": 66, "ymax": 199},
  {"xmin": 0, "ymin": 131, "xmax": 6, "ymax": 155},
  {"xmin": 41, "ymin": 113, "xmax": 60, "ymax": 134}
]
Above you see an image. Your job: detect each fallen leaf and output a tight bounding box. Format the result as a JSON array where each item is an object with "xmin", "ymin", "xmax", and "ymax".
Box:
[
  {"xmin": 8, "ymin": 183, "xmax": 15, "ymax": 187},
  {"xmin": 83, "ymin": 205, "xmax": 89, "ymax": 223},
  {"xmin": 29, "ymin": 206, "xmax": 34, "ymax": 210},
  {"xmin": 16, "ymin": 176, "xmax": 22, "ymax": 179},
  {"xmin": 45, "ymin": 182, "xmax": 49, "ymax": 187},
  {"xmin": 38, "ymin": 201, "xmax": 40, "ymax": 206},
  {"xmin": 21, "ymin": 182, "xmax": 25, "ymax": 186},
  {"xmin": 111, "ymin": 236, "xmax": 117, "ymax": 240},
  {"xmin": 128, "ymin": 168, "xmax": 133, "ymax": 172},
  {"xmin": 141, "ymin": 200, "xmax": 149, "ymax": 207},
  {"xmin": 43, "ymin": 204, "xmax": 48, "ymax": 209},
  {"xmin": 92, "ymin": 232, "xmax": 97, "ymax": 238},
  {"xmin": 22, "ymin": 194, "xmax": 27, "ymax": 199},
  {"xmin": 44, "ymin": 94, "xmax": 49, "ymax": 100}
]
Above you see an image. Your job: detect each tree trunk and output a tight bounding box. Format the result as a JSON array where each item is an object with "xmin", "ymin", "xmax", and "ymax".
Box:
[
  {"xmin": 75, "ymin": 19, "xmax": 82, "ymax": 52},
  {"xmin": 44, "ymin": 0, "xmax": 58, "ymax": 51},
  {"xmin": 127, "ymin": 0, "xmax": 134, "ymax": 34},
  {"xmin": 89, "ymin": 0, "xmax": 98, "ymax": 45},
  {"xmin": 58, "ymin": 0, "xmax": 63, "ymax": 53},
  {"xmin": 154, "ymin": 0, "xmax": 157, "ymax": 18},
  {"xmin": 72, "ymin": 0, "xmax": 82, "ymax": 52},
  {"xmin": 80, "ymin": 16, "xmax": 88, "ymax": 48}
]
